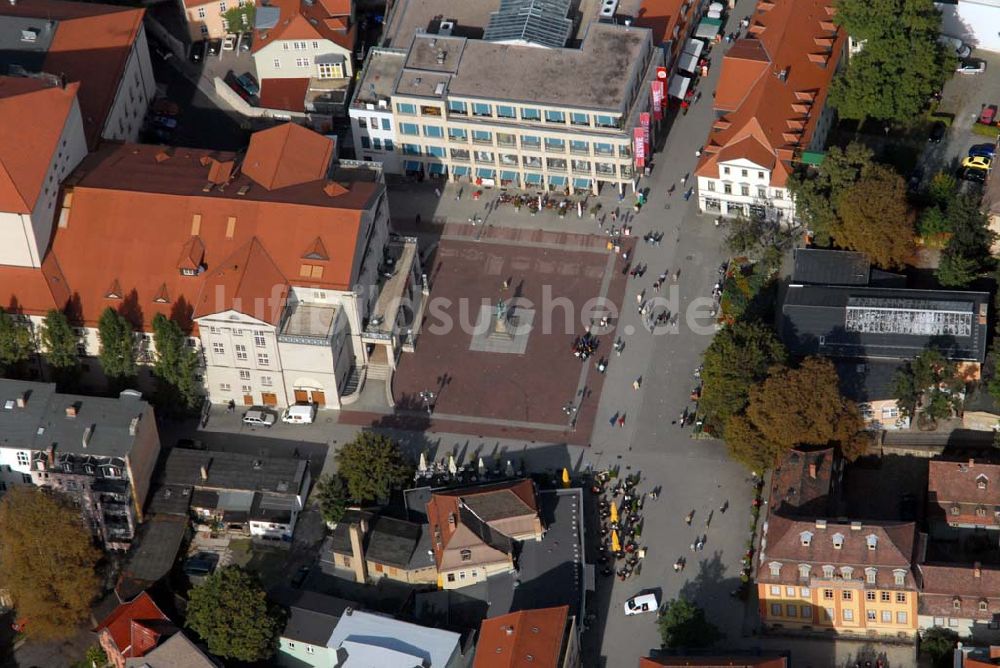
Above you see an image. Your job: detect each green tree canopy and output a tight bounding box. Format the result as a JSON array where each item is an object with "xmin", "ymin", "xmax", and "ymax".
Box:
[
  {"xmin": 833, "ymin": 164, "xmax": 915, "ymax": 268},
  {"xmin": 788, "ymin": 142, "xmax": 875, "ymax": 245},
  {"xmin": 657, "ymin": 597, "xmax": 723, "ymax": 649},
  {"xmin": 724, "ymin": 413, "xmax": 788, "ymax": 473},
  {"xmin": 186, "ymin": 566, "xmax": 283, "ymax": 662},
  {"xmin": 39, "ymin": 310, "xmax": 80, "ymax": 388},
  {"xmin": 223, "ymin": 4, "xmax": 255, "ymax": 31},
  {"xmin": 335, "ymin": 432, "xmax": 413, "ymax": 503},
  {"xmin": 892, "ymin": 350, "xmax": 964, "ymax": 423},
  {"xmin": 699, "ymin": 321, "xmax": 787, "ymax": 435},
  {"xmin": 920, "ymin": 626, "xmax": 958, "ymax": 668},
  {"xmin": 830, "ymin": 0, "xmax": 954, "ymax": 123},
  {"xmin": 0, "ymin": 487, "xmax": 100, "ymax": 640},
  {"xmin": 745, "ymin": 357, "xmax": 869, "ymax": 460},
  {"xmin": 97, "ymin": 307, "xmax": 136, "ymax": 387},
  {"xmin": 0, "ymin": 308, "xmax": 34, "ymax": 375},
  {"xmin": 315, "ymin": 474, "xmax": 349, "ymax": 524},
  {"xmin": 151, "ymin": 313, "xmax": 201, "ymax": 415},
  {"xmin": 926, "ymin": 171, "xmax": 958, "ymax": 207}
]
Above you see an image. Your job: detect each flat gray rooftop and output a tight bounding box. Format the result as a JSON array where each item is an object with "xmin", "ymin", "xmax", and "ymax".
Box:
[
  {"xmin": 445, "ymin": 22, "xmax": 650, "ymax": 110},
  {"xmin": 0, "ymin": 16, "xmax": 56, "ymax": 73},
  {"xmin": 281, "ymin": 302, "xmax": 338, "ymax": 339},
  {"xmin": 354, "ymin": 48, "xmax": 406, "ymax": 106},
  {"xmin": 0, "ymin": 380, "xmax": 149, "ymax": 458},
  {"xmin": 382, "ymin": 0, "xmax": 499, "ymax": 48},
  {"xmin": 163, "ymin": 448, "xmax": 307, "ymax": 496}
]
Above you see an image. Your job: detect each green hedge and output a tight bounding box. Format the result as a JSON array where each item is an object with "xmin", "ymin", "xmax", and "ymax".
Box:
[{"xmin": 972, "ymin": 123, "xmax": 1000, "ymax": 138}]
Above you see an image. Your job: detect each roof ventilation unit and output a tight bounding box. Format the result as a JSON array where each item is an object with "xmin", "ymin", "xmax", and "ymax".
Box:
[
  {"xmin": 439, "ymin": 20, "xmax": 455, "ymax": 36},
  {"xmin": 598, "ymin": 0, "xmax": 618, "ymax": 21}
]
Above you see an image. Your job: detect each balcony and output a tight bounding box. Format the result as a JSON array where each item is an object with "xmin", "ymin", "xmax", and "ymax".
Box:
[{"xmin": 278, "ymin": 302, "xmax": 339, "ymax": 346}]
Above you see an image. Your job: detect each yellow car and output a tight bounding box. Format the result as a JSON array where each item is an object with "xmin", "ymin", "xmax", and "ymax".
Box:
[{"xmin": 962, "ymin": 155, "xmax": 992, "ymax": 171}]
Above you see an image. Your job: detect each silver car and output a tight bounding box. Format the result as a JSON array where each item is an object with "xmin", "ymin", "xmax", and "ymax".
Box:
[{"xmin": 242, "ymin": 408, "xmax": 276, "ymax": 427}]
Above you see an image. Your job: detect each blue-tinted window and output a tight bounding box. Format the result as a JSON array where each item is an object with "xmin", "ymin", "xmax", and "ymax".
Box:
[
  {"xmin": 521, "ymin": 135, "xmax": 541, "ymax": 148},
  {"xmin": 402, "ymin": 143, "xmax": 421, "ymax": 155},
  {"xmin": 426, "ymin": 146, "xmax": 446, "ymax": 157},
  {"xmin": 570, "ymin": 140, "xmax": 589, "ymax": 153},
  {"xmin": 571, "ymin": 112, "xmax": 590, "ymax": 126},
  {"xmin": 448, "ymin": 128, "xmax": 468, "ymax": 141},
  {"xmin": 399, "ymin": 122, "xmax": 419, "ymax": 135},
  {"xmin": 381, "ymin": 118, "xmax": 391, "ymax": 130},
  {"xmin": 497, "ymin": 105, "xmax": 516, "ymax": 118},
  {"xmin": 448, "ymin": 100, "xmax": 467, "ymax": 114},
  {"xmin": 423, "ymin": 125, "xmax": 443, "ymax": 138},
  {"xmin": 396, "ymin": 102, "xmax": 416, "ymax": 114},
  {"xmin": 472, "ymin": 130, "xmax": 493, "ymax": 142},
  {"xmin": 361, "ymin": 136, "xmax": 371, "ymax": 149},
  {"xmin": 521, "ymin": 107, "xmax": 541, "ymax": 121},
  {"xmin": 545, "ymin": 110, "xmax": 565, "ymax": 123},
  {"xmin": 545, "ymin": 138, "xmax": 565, "ymax": 151},
  {"xmin": 384, "ymin": 139, "xmax": 394, "ymax": 151},
  {"xmin": 595, "ymin": 114, "xmax": 617, "ymax": 128},
  {"xmin": 472, "ymin": 102, "xmax": 492, "ymax": 117}
]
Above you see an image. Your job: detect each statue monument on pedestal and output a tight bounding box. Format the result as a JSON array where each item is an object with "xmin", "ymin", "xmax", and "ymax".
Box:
[{"xmin": 489, "ymin": 298, "xmax": 517, "ymax": 341}]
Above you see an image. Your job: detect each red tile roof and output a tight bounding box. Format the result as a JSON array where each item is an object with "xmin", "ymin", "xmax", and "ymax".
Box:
[
  {"xmin": 474, "ymin": 606, "xmax": 569, "ymax": 668},
  {"xmin": 243, "ymin": 123, "xmax": 334, "ymax": 190},
  {"xmin": 695, "ymin": 0, "xmax": 846, "ymax": 187},
  {"xmin": 94, "ymin": 591, "xmax": 172, "ymax": 660},
  {"xmin": 928, "ymin": 458, "xmax": 1000, "ymax": 527},
  {"xmin": 252, "ymin": 0, "xmax": 356, "ymax": 54},
  {"xmin": 426, "ymin": 479, "xmax": 539, "ymax": 569},
  {"xmin": 635, "ymin": 0, "xmax": 700, "ymax": 61},
  {"xmin": 760, "ymin": 515, "xmax": 916, "ymax": 589},
  {"xmin": 0, "ymin": 124, "xmax": 378, "ymax": 329},
  {"xmin": 0, "ymin": 0, "xmax": 146, "ymax": 148},
  {"xmin": 919, "ymin": 563, "xmax": 1000, "ymax": 621},
  {"xmin": 768, "ymin": 447, "xmax": 834, "ymax": 516},
  {"xmin": 259, "ymin": 78, "xmax": 309, "ymax": 113},
  {"xmin": 640, "ymin": 657, "xmax": 788, "ymax": 668},
  {"xmin": 0, "ymin": 76, "xmax": 80, "ymax": 213}
]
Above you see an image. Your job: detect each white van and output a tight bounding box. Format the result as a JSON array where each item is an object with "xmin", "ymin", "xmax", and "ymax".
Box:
[{"xmin": 281, "ymin": 404, "xmax": 316, "ymax": 424}]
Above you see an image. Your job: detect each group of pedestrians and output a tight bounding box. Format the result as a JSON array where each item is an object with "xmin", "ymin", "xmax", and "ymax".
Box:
[{"xmin": 675, "ymin": 500, "xmax": 728, "ymax": 573}]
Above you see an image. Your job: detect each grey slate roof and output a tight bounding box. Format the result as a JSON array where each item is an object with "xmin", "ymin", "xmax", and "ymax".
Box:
[
  {"xmin": 483, "ymin": 0, "xmax": 573, "ymax": 49},
  {"xmin": 835, "ymin": 359, "xmax": 903, "ymax": 403},
  {"xmin": 0, "ymin": 16, "xmax": 56, "ymax": 73},
  {"xmin": 117, "ymin": 515, "xmax": 188, "ymax": 600},
  {"xmin": 163, "ymin": 448, "xmax": 307, "ymax": 496},
  {"xmin": 145, "ymin": 484, "xmax": 194, "ymax": 517},
  {"xmin": 280, "ymin": 591, "xmax": 358, "ymax": 646},
  {"xmin": 0, "ymin": 380, "xmax": 151, "ymax": 458},
  {"xmin": 780, "ymin": 284, "xmax": 989, "ymax": 362},
  {"xmin": 792, "ymin": 248, "xmax": 871, "ymax": 285},
  {"xmin": 326, "ymin": 610, "xmax": 461, "ymax": 666},
  {"xmin": 124, "ymin": 631, "xmax": 218, "ymax": 668},
  {"xmin": 366, "ymin": 516, "xmax": 424, "ymax": 569}
]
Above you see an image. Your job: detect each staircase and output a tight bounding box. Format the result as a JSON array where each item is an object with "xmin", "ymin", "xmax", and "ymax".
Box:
[
  {"xmin": 341, "ymin": 365, "xmax": 362, "ymax": 396},
  {"xmin": 367, "ymin": 364, "xmax": 391, "ymax": 381}
]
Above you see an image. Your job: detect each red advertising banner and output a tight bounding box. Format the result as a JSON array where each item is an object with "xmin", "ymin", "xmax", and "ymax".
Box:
[
  {"xmin": 656, "ymin": 66, "xmax": 667, "ymax": 80},
  {"xmin": 633, "ymin": 127, "xmax": 645, "ymax": 168},
  {"xmin": 640, "ymin": 112, "xmax": 651, "ymax": 155},
  {"xmin": 651, "ymin": 80, "xmax": 664, "ymax": 120}
]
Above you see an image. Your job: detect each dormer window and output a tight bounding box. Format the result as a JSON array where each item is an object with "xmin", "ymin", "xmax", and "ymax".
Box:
[
  {"xmin": 798, "ymin": 564, "xmax": 811, "ymax": 579},
  {"xmin": 832, "ymin": 533, "xmax": 844, "ymax": 549},
  {"xmin": 953, "ymin": 597, "xmax": 962, "ymax": 610},
  {"xmin": 978, "ymin": 474, "xmax": 989, "ymax": 490},
  {"xmin": 799, "ymin": 530, "xmax": 813, "ymax": 546},
  {"xmin": 977, "ymin": 506, "xmax": 988, "ymax": 517},
  {"xmin": 104, "ymin": 279, "xmax": 123, "ymax": 300},
  {"xmin": 951, "ymin": 505, "xmax": 961, "ymax": 516},
  {"xmin": 769, "ymin": 561, "xmax": 782, "ymax": 577},
  {"xmin": 460, "ymin": 549, "xmax": 472, "ymax": 562},
  {"xmin": 447, "ymin": 513, "xmax": 456, "ymax": 527},
  {"xmin": 822, "ymin": 565, "xmax": 835, "ymax": 579},
  {"xmin": 866, "ymin": 534, "xmax": 878, "ymax": 551},
  {"xmin": 980, "ymin": 599, "xmax": 989, "ymax": 612},
  {"xmin": 865, "ymin": 567, "xmax": 877, "ymax": 584},
  {"xmin": 840, "ymin": 566, "xmax": 854, "ymax": 580},
  {"xmin": 894, "ymin": 569, "xmax": 907, "ymax": 586}
]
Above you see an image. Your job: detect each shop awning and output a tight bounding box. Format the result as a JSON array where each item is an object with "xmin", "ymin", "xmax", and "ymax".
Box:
[
  {"xmin": 404, "ymin": 161, "xmax": 423, "ymax": 172},
  {"xmin": 668, "ymin": 74, "xmax": 692, "ymax": 99},
  {"xmin": 500, "ymin": 170, "xmax": 519, "ymax": 181},
  {"xmin": 800, "ymin": 151, "xmax": 826, "ymax": 166},
  {"xmin": 548, "ymin": 175, "xmax": 567, "ymax": 186},
  {"xmin": 476, "ymin": 167, "xmax": 495, "ymax": 178},
  {"xmin": 709, "ymin": 1, "xmax": 724, "ymax": 11},
  {"xmin": 678, "ymin": 51, "xmax": 699, "ymax": 73},
  {"xmin": 452, "ymin": 165, "xmax": 470, "ymax": 176},
  {"xmin": 524, "ymin": 172, "xmax": 542, "ymax": 184},
  {"xmin": 427, "ymin": 163, "xmax": 447, "ymax": 174},
  {"xmin": 684, "ymin": 38, "xmax": 704, "ymax": 58},
  {"xmin": 694, "ymin": 17, "xmax": 722, "ymax": 39},
  {"xmin": 573, "ymin": 177, "xmax": 591, "ymax": 188}
]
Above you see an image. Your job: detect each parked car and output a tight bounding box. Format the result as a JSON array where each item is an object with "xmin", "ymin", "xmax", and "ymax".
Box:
[
  {"xmin": 189, "ymin": 40, "xmax": 206, "ymax": 64},
  {"xmin": 969, "ymin": 143, "xmax": 997, "ymax": 160},
  {"xmin": 151, "ymin": 115, "xmax": 178, "ymax": 129},
  {"xmin": 239, "ymin": 32, "xmax": 253, "ymax": 51},
  {"xmin": 957, "ymin": 59, "xmax": 986, "ymax": 74},
  {"xmin": 236, "ymin": 72, "xmax": 260, "ymax": 96},
  {"xmin": 624, "ymin": 593, "xmax": 659, "ymax": 616},
  {"xmin": 957, "ymin": 167, "xmax": 987, "ymax": 183},
  {"xmin": 282, "ymin": 403, "xmax": 316, "ymax": 424},
  {"xmin": 927, "ymin": 121, "xmax": 946, "ymax": 143},
  {"xmin": 961, "ymin": 155, "xmax": 992, "ymax": 171},
  {"xmin": 291, "ymin": 566, "xmax": 310, "ymax": 588},
  {"xmin": 224, "ymin": 70, "xmax": 258, "ymax": 105},
  {"xmin": 222, "ymin": 33, "xmax": 237, "ymax": 51},
  {"xmin": 207, "ymin": 39, "xmax": 222, "ymax": 56},
  {"xmin": 939, "ymin": 34, "xmax": 972, "ymax": 59},
  {"xmin": 979, "ymin": 105, "xmax": 997, "ymax": 126},
  {"xmin": 242, "ymin": 407, "xmax": 276, "ymax": 427}
]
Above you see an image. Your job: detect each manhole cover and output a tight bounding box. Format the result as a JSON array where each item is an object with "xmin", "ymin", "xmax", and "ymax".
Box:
[{"xmin": 685, "ymin": 255, "xmax": 694, "ymax": 261}]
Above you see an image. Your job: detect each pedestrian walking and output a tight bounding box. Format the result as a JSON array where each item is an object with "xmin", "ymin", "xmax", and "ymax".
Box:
[
  {"xmin": 618, "ymin": 414, "xmax": 626, "ymax": 428},
  {"xmin": 685, "ymin": 510, "xmax": 694, "ymax": 525},
  {"xmin": 720, "ymin": 500, "xmax": 729, "ymax": 513},
  {"xmin": 434, "ymin": 187, "xmax": 441, "ymax": 198},
  {"xmin": 632, "ymin": 378, "xmax": 641, "ymax": 391}
]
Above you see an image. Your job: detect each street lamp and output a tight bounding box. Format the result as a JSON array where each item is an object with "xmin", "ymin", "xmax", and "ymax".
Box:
[{"xmin": 419, "ymin": 390, "xmax": 436, "ymax": 414}]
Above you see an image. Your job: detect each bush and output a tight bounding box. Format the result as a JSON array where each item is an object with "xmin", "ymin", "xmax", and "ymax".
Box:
[{"xmin": 972, "ymin": 122, "xmax": 1000, "ymax": 137}]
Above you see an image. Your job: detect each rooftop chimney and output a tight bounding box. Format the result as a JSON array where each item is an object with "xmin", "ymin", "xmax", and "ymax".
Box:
[
  {"xmin": 16, "ymin": 392, "xmax": 27, "ymax": 408},
  {"xmin": 815, "ymin": 519, "xmax": 827, "ymax": 530},
  {"xmin": 850, "ymin": 521, "xmax": 862, "ymax": 531},
  {"xmin": 975, "ymin": 561, "xmax": 982, "ymax": 578},
  {"xmin": 47, "ymin": 445, "xmax": 55, "ymax": 467},
  {"xmin": 505, "ymin": 626, "xmax": 514, "ymax": 636},
  {"xmin": 65, "ymin": 404, "xmax": 78, "ymax": 418},
  {"xmin": 348, "ymin": 523, "xmax": 368, "ymax": 584},
  {"xmin": 808, "ymin": 463, "xmax": 817, "ymax": 479},
  {"xmin": 200, "ymin": 464, "xmax": 209, "ymax": 481},
  {"xmin": 969, "ymin": 458, "xmax": 976, "ymax": 469}
]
